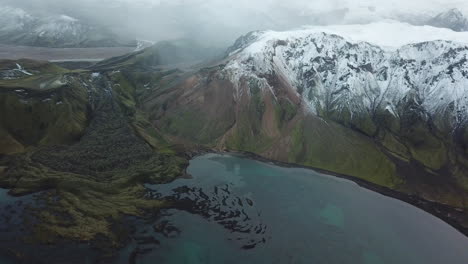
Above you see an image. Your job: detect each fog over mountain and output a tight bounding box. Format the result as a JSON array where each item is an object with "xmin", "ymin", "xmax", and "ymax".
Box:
[
  {"xmin": 1, "ymin": 0, "xmax": 468, "ymax": 47},
  {"xmin": 3, "ymin": 0, "xmax": 468, "ymax": 262}
]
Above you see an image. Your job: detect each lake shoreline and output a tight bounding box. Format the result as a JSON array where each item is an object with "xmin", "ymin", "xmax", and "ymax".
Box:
[{"xmin": 185, "ymin": 148, "xmax": 468, "ymax": 237}]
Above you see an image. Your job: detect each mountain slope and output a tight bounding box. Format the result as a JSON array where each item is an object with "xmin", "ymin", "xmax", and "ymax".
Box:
[
  {"xmin": 141, "ymin": 25, "xmax": 468, "ymax": 217},
  {"xmin": 0, "ymin": 58, "xmax": 188, "ymax": 254},
  {"xmin": 428, "ymin": 8, "xmax": 468, "ymax": 32},
  {"xmin": 1, "ymin": 23, "xmax": 468, "ymax": 257},
  {"xmin": 0, "ymin": 6, "xmax": 134, "ymax": 48},
  {"xmin": 92, "ymin": 38, "xmax": 223, "ymax": 71}
]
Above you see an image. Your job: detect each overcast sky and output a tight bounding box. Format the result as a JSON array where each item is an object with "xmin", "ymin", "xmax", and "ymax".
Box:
[{"xmin": 2, "ymin": 0, "xmax": 468, "ymax": 46}]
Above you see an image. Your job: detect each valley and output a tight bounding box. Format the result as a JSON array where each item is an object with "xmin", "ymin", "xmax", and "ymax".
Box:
[
  {"xmin": 0, "ymin": 20, "xmax": 467, "ymax": 263},
  {"xmin": 0, "ymin": 44, "xmax": 135, "ymax": 62}
]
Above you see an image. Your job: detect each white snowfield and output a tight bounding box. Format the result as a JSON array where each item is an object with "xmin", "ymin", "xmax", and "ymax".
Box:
[
  {"xmin": 225, "ymin": 21, "xmax": 468, "ymax": 127},
  {"xmin": 34, "ymin": 15, "xmax": 85, "ymax": 39},
  {"xmin": 0, "ymin": 6, "xmax": 34, "ymax": 31},
  {"xmin": 0, "ymin": 6, "xmax": 88, "ymax": 42},
  {"xmin": 242, "ymin": 21, "xmax": 468, "ymax": 52}
]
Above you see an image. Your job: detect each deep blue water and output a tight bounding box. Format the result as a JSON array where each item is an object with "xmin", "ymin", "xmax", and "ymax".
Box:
[
  {"xmin": 2, "ymin": 154, "xmax": 467, "ymax": 264},
  {"xmin": 130, "ymin": 153, "xmax": 468, "ymax": 264}
]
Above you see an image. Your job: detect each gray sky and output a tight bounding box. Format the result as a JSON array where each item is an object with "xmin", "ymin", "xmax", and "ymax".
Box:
[{"xmin": 2, "ymin": 0, "xmax": 468, "ymax": 47}]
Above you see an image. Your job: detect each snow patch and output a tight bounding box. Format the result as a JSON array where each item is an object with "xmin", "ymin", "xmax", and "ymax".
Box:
[
  {"xmin": 224, "ymin": 25, "xmax": 468, "ymax": 126},
  {"xmin": 238, "ymin": 21, "xmax": 468, "ymax": 53},
  {"xmin": 15, "ymin": 64, "xmax": 33, "ymax": 76},
  {"xmin": 58, "ymin": 15, "xmax": 78, "ymax": 22}
]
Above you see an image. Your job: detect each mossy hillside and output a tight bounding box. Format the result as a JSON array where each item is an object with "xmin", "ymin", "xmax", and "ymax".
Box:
[
  {"xmin": 0, "ymin": 74, "xmax": 68, "ymax": 92},
  {"xmin": 274, "ymin": 97, "xmax": 297, "ymax": 129},
  {"xmin": 161, "ymin": 109, "xmax": 208, "ymax": 144},
  {"xmin": 463, "ymin": 127, "xmax": 468, "ymax": 156},
  {"xmin": 287, "ymin": 116, "xmax": 401, "ymax": 188},
  {"xmin": 159, "ymin": 103, "xmax": 236, "ymax": 146},
  {"xmin": 104, "ymin": 71, "xmax": 177, "ymax": 151},
  {"xmin": 322, "ymin": 98, "xmax": 452, "ymax": 173},
  {"xmin": 124, "ymin": 69, "xmax": 182, "ymax": 100},
  {"xmin": 452, "ymin": 159, "xmax": 468, "ymax": 193},
  {"xmin": 378, "ymin": 131, "xmax": 411, "ymax": 161},
  {"xmin": 374, "ymin": 107, "xmax": 401, "ymax": 134},
  {"xmin": 0, "ymin": 59, "xmax": 68, "ymax": 75},
  {"xmin": 1, "ymin": 152, "xmax": 184, "ymax": 244},
  {"xmin": 133, "ymin": 110, "xmax": 171, "ymax": 151},
  {"xmin": 96, "ymin": 66, "xmax": 218, "ymax": 148},
  {"xmin": 0, "ymin": 127, "xmax": 24, "ymax": 154},
  {"xmin": 226, "ymin": 80, "xmax": 275, "ymax": 152},
  {"xmin": 0, "ymin": 71, "xmax": 188, "ymax": 250},
  {"xmin": 144, "ymin": 68, "xmax": 468, "ymax": 212},
  {"xmin": 400, "ymin": 117, "xmax": 448, "ymax": 171},
  {"xmin": 109, "ymin": 71, "xmax": 137, "ymax": 115},
  {"xmin": 147, "ymin": 73, "xmax": 401, "ymax": 188},
  {"xmin": 150, "ymin": 76, "xmax": 237, "ymax": 146},
  {"xmin": 0, "ymin": 74, "xmax": 88, "ymax": 154},
  {"xmin": 323, "ymin": 106, "xmax": 378, "ymax": 137},
  {"xmin": 151, "ymin": 72, "xmax": 237, "ymax": 145},
  {"xmin": 226, "ymin": 111, "xmax": 275, "ymax": 153}
]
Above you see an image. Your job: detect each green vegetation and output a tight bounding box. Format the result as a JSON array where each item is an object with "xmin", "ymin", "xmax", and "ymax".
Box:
[
  {"xmin": 325, "ymin": 107, "xmax": 377, "ymax": 137},
  {"xmin": 274, "ymin": 97, "xmax": 297, "ymax": 128},
  {"xmin": 464, "ymin": 128, "xmax": 468, "ymax": 156},
  {"xmin": 0, "ymin": 68, "xmax": 188, "ymax": 250},
  {"xmin": 379, "ymin": 132, "xmax": 411, "ymax": 161},
  {"xmin": 288, "ymin": 117, "xmax": 401, "ymax": 188},
  {"xmin": 226, "ymin": 114, "xmax": 274, "ymax": 153},
  {"xmin": 226, "ymin": 83, "xmax": 274, "ymax": 152},
  {"xmin": 403, "ymin": 122, "xmax": 447, "ymax": 170},
  {"xmin": 0, "ymin": 59, "xmax": 68, "ymax": 75},
  {"xmin": 1, "ymin": 52, "xmax": 467, "ymax": 254},
  {"xmin": 0, "ymin": 74, "xmax": 88, "ymax": 154}
]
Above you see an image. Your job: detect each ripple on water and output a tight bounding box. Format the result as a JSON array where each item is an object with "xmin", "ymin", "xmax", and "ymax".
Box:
[{"xmin": 129, "ymin": 154, "xmax": 468, "ymax": 264}]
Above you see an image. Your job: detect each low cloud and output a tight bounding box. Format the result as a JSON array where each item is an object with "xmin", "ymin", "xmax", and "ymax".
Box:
[{"xmin": 1, "ymin": 0, "xmax": 468, "ymax": 47}]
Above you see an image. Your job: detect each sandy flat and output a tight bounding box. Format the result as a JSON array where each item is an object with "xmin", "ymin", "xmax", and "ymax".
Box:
[{"xmin": 0, "ymin": 44, "xmax": 135, "ymax": 61}]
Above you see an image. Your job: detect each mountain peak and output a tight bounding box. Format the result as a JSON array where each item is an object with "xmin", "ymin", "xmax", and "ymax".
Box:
[
  {"xmin": 224, "ymin": 27, "xmax": 468, "ymax": 126},
  {"xmin": 0, "ymin": 5, "xmax": 134, "ymax": 48},
  {"xmin": 428, "ymin": 8, "xmax": 468, "ymax": 32},
  {"xmin": 57, "ymin": 14, "xmax": 79, "ymax": 23}
]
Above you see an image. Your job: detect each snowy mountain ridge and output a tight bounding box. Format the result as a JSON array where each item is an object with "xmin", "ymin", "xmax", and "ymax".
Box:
[
  {"xmin": 223, "ymin": 22, "xmax": 468, "ymax": 131},
  {"xmin": 0, "ymin": 5, "xmax": 133, "ymax": 48},
  {"xmin": 427, "ymin": 8, "xmax": 468, "ymax": 32}
]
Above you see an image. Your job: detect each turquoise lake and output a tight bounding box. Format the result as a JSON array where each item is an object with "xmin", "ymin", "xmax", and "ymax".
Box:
[{"xmin": 129, "ymin": 153, "xmax": 468, "ymax": 264}]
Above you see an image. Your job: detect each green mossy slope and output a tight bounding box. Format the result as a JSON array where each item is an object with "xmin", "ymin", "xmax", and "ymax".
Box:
[{"xmin": 0, "ymin": 68, "xmax": 188, "ymax": 250}]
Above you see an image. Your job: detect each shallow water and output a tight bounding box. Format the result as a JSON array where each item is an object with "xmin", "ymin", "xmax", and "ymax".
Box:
[
  {"xmin": 0, "ymin": 189, "xmax": 39, "ymax": 264},
  {"xmin": 130, "ymin": 154, "xmax": 468, "ymax": 264}
]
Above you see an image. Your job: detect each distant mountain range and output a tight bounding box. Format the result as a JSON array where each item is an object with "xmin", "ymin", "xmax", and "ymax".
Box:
[
  {"xmin": 0, "ymin": 6, "xmax": 135, "ymax": 48},
  {"xmin": 427, "ymin": 8, "xmax": 468, "ymax": 32}
]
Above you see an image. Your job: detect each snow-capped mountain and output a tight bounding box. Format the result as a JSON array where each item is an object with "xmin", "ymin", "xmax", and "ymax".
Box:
[
  {"xmin": 0, "ymin": 6, "xmax": 35, "ymax": 32},
  {"xmin": 427, "ymin": 8, "xmax": 468, "ymax": 32},
  {"xmin": 1, "ymin": 19, "xmax": 468, "ymax": 230},
  {"xmin": 223, "ymin": 22, "xmax": 468, "ymax": 133},
  {"xmin": 0, "ymin": 6, "xmax": 134, "ymax": 48}
]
